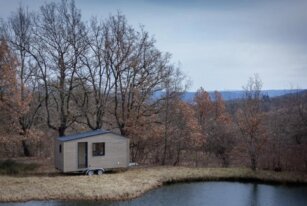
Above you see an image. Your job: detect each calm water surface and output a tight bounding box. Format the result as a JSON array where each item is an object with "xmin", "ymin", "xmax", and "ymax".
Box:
[{"xmin": 2, "ymin": 182, "xmax": 307, "ymax": 206}]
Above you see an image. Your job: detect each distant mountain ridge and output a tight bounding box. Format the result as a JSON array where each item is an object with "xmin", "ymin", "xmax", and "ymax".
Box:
[{"xmin": 182, "ymin": 89, "xmax": 305, "ymax": 102}]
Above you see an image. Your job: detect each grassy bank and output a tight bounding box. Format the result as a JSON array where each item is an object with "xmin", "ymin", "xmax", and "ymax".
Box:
[
  {"xmin": 0, "ymin": 167, "xmax": 306, "ymax": 202},
  {"xmin": 0, "ymin": 159, "xmax": 38, "ymax": 175}
]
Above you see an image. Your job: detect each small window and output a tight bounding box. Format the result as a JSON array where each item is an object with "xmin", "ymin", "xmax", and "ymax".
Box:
[
  {"xmin": 59, "ymin": 144, "xmax": 62, "ymax": 153},
  {"xmin": 92, "ymin": 143, "xmax": 105, "ymax": 156}
]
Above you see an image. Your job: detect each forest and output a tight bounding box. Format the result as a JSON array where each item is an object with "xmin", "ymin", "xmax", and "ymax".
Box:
[{"xmin": 0, "ymin": 0, "xmax": 306, "ymax": 172}]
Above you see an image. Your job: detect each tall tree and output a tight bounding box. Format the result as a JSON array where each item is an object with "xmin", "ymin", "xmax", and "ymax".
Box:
[
  {"xmin": 194, "ymin": 87, "xmax": 213, "ymax": 136},
  {"xmin": 31, "ymin": 0, "xmax": 88, "ymax": 136},
  {"xmin": 194, "ymin": 89, "xmax": 234, "ymax": 167},
  {"xmin": 4, "ymin": 6, "xmax": 44, "ymax": 139},
  {"xmin": 102, "ymin": 13, "xmax": 176, "ymax": 138},
  {"xmin": 0, "ymin": 39, "xmax": 21, "ymax": 132},
  {"xmin": 160, "ymin": 68, "xmax": 186, "ymax": 165},
  {"xmin": 75, "ymin": 18, "xmax": 114, "ymax": 130},
  {"xmin": 236, "ymin": 74, "xmax": 266, "ymax": 170},
  {"xmin": 170, "ymin": 100, "xmax": 201, "ymax": 165}
]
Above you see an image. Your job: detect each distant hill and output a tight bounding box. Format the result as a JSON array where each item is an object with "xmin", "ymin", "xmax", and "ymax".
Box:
[{"xmin": 181, "ymin": 89, "xmax": 305, "ymax": 102}]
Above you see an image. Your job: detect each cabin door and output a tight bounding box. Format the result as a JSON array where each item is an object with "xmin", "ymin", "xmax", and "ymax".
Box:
[{"xmin": 78, "ymin": 142, "xmax": 88, "ymax": 168}]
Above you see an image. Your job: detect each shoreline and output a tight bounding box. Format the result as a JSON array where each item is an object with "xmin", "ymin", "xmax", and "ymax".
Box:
[{"xmin": 0, "ymin": 167, "xmax": 306, "ymax": 203}]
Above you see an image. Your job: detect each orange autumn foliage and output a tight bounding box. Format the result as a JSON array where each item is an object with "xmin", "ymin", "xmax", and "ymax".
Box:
[
  {"xmin": 194, "ymin": 88, "xmax": 235, "ymax": 167},
  {"xmin": 0, "ymin": 40, "xmax": 31, "ymax": 134}
]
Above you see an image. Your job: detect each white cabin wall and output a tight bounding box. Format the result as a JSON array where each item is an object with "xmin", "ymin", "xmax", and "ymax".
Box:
[{"xmin": 61, "ymin": 133, "xmax": 129, "ymax": 172}]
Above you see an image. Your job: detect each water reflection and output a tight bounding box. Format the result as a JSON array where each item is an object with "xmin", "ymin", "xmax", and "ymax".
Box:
[
  {"xmin": 2, "ymin": 182, "xmax": 307, "ymax": 206},
  {"xmin": 250, "ymin": 184, "xmax": 259, "ymax": 206}
]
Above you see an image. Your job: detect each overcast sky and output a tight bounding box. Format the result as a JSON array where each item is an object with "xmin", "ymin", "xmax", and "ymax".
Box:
[{"xmin": 0, "ymin": 0, "xmax": 306, "ymax": 91}]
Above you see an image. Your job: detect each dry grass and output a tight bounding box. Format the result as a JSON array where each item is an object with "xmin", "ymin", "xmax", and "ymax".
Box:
[
  {"xmin": 0, "ymin": 167, "xmax": 306, "ymax": 202},
  {"xmin": 0, "ymin": 159, "xmax": 39, "ymax": 175}
]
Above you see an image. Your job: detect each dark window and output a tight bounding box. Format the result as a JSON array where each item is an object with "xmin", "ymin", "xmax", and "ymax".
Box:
[
  {"xmin": 92, "ymin": 143, "xmax": 105, "ymax": 156},
  {"xmin": 59, "ymin": 144, "xmax": 62, "ymax": 153}
]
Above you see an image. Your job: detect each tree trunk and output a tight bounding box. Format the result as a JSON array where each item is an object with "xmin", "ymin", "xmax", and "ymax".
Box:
[
  {"xmin": 251, "ymin": 154, "xmax": 257, "ymax": 171},
  {"xmin": 222, "ymin": 155, "xmax": 229, "ymax": 168},
  {"xmin": 21, "ymin": 140, "xmax": 30, "ymax": 157}
]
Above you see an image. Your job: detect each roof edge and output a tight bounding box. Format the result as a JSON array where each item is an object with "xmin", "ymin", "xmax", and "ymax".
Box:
[{"xmin": 57, "ymin": 129, "xmax": 113, "ymax": 142}]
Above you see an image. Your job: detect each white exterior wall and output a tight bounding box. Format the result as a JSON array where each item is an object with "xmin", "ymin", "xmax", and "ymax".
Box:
[{"xmin": 60, "ymin": 133, "xmax": 129, "ymax": 172}]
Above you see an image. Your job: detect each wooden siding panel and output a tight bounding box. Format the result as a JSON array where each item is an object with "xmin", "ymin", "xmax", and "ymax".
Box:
[
  {"xmin": 63, "ymin": 141, "xmax": 78, "ymax": 172},
  {"xmin": 61, "ymin": 133, "xmax": 129, "ymax": 172}
]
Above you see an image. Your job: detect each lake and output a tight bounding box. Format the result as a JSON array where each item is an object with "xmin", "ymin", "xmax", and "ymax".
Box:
[{"xmin": 2, "ymin": 182, "xmax": 307, "ymax": 206}]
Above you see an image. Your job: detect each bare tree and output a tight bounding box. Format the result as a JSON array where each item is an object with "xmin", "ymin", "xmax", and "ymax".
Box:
[
  {"xmin": 31, "ymin": 0, "xmax": 88, "ymax": 136},
  {"xmin": 160, "ymin": 68, "xmax": 186, "ymax": 165},
  {"xmin": 74, "ymin": 18, "xmax": 115, "ymax": 130},
  {"xmin": 236, "ymin": 74, "xmax": 266, "ymax": 170},
  {"xmin": 1, "ymin": 7, "xmax": 46, "ymax": 155},
  {"xmin": 102, "ymin": 13, "xmax": 177, "ymax": 137},
  {"xmin": 4, "ymin": 7, "xmax": 42, "ymax": 135}
]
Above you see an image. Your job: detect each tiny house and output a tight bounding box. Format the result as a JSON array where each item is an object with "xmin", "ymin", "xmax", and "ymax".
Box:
[{"xmin": 55, "ymin": 129, "xmax": 129, "ymax": 175}]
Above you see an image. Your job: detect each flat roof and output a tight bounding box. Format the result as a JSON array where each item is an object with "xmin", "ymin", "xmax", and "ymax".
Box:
[{"xmin": 57, "ymin": 129, "xmax": 112, "ymax": 142}]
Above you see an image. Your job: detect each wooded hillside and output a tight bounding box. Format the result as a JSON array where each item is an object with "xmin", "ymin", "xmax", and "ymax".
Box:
[{"xmin": 0, "ymin": 0, "xmax": 306, "ymax": 172}]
